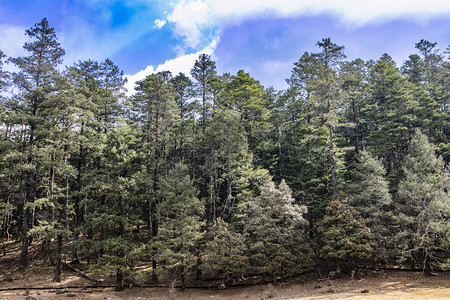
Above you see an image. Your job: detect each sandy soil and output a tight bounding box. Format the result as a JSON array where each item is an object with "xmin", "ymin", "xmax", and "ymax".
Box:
[
  {"xmin": 1, "ymin": 241, "xmax": 449, "ymax": 299},
  {"xmin": 1, "ymin": 270, "xmax": 449, "ymax": 299}
]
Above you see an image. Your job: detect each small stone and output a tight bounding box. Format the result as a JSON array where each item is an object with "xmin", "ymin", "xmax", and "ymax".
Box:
[
  {"xmin": 361, "ymin": 289, "xmax": 369, "ymax": 293},
  {"xmin": 56, "ymin": 288, "xmax": 69, "ymax": 294}
]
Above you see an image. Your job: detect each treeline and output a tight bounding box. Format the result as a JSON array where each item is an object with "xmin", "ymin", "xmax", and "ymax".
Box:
[{"xmin": 0, "ymin": 18, "xmax": 449, "ymax": 290}]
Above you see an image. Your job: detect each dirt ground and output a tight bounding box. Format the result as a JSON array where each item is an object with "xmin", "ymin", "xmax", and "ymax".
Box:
[
  {"xmin": 1, "ymin": 241, "xmax": 449, "ymax": 299},
  {"xmin": 1, "ymin": 269, "xmax": 449, "ymax": 299}
]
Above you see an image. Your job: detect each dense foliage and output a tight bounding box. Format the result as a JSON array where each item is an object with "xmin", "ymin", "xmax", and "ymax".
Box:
[{"xmin": 0, "ymin": 19, "xmax": 449, "ymax": 289}]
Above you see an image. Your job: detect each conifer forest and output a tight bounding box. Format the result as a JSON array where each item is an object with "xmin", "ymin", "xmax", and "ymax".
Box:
[{"xmin": 0, "ymin": 18, "xmax": 449, "ymax": 290}]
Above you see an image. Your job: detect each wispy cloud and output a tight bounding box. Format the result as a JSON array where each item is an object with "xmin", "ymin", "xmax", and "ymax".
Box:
[
  {"xmin": 166, "ymin": 0, "xmax": 450, "ymax": 49},
  {"xmin": 154, "ymin": 19, "xmax": 167, "ymax": 29},
  {"xmin": 124, "ymin": 37, "xmax": 219, "ymax": 96},
  {"xmin": 0, "ymin": 25, "xmax": 27, "ymax": 57},
  {"xmin": 0, "ymin": 25, "xmax": 28, "ymax": 71},
  {"xmin": 60, "ymin": 2, "xmax": 158, "ymax": 65}
]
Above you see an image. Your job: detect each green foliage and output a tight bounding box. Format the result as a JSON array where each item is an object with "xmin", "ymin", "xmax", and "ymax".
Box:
[
  {"xmin": 201, "ymin": 218, "xmax": 249, "ymax": 285},
  {"xmin": 348, "ymin": 150, "xmax": 393, "ymax": 262},
  {"xmin": 395, "ymin": 130, "xmax": 450, "ymax": 272},
  {"xmin": 224, "ymin": 70, "xmax": 271, "ymax": 150},
  {"xmin": 318, "ymin": 193, "xmax": 375, "ymax": 269},
  {"xmin": 2, "ymin": 19, "xmax": 450, "ymax": 284},
  {"xmin": 169, "ymin": 72, "xmax": 195, "ymax": 163},
  {"xmin": 192, "ymin": 108, "xmax": 254, "ymax": 225},
  {"xmin": 0, "ymin": 49, "xmax": 9, "ymax": 92},
  {"xmin": 234, "ymin": 180, "xmax": 312, "ymax": 277},
  {"xmin": 75, "ymin": 125, "xmax": 145, "ymax": 282},
  {"xmin": 191, "ymin": 54, "xmax": 217, "ymax": 125},
  {"xmin": 156, "ymin": 164, "xmax": 205, "ymax": 282}
]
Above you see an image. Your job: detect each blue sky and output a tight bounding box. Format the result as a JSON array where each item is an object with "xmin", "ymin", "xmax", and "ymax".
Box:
[{"xmin": 0, "ymin": 0, "xmax": 449, "ymax": 94}]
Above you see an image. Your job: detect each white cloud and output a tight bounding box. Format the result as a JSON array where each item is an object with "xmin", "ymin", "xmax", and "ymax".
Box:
[
  {"xmin": 124, "ymin": 37, "xmax": 219, "ymax": 96},
  {"xmin": 154, "ymin": 19, "xmax": 167, "ymax": 29},
  {"xmin": 0, "ymin": 25, "xmax": 28, "ymax": 56},
  {"xmin": 167, "ymin": 0, "xmax": 450, "ymax": 48},
  {"xmin": 0, "ymin": 25, "xmax": 28, "ymax": 72},
  {"xmin": 167, "ymin": 0, "xmax": 210, "ymax": 48}
]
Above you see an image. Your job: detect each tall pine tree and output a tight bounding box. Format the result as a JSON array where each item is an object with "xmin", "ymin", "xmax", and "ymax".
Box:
[
  {"xmin": 396, "ymin": 129, "xmax": 450, "ymax": 274},
  {"xmin": 9, "ymin": 18, "xmax": 65, "ymax": 267}
]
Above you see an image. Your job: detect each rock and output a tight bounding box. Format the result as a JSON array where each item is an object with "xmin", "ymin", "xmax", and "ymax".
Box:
[
  {"xmin": 56, "ymin": 288, "xmax": 69, "ymax": 294},
  {"xmin": 361, "ymin": 289, "xmax": 369, "ymax": 293}
]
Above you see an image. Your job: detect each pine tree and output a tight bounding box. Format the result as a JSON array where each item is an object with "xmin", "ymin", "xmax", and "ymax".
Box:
[
  {"xmin": 0, "ymin": 49, "xmax": 17, "ymax": 243},
  {"xmin": 9, "ymin": 18, "xmax": 65, "ymax": 267},
  {"xmin": 396, "ymin": 129, "xmax": 450, "ymax": 274},
  {"xmin": 348, "ymin": 150, "xmax": 393, "ymax": 264},
  {"xmin": 170, "ymin": 73, "xmax": 195, "ymax": 163},
  {"xmin": 132, "ymin": 71, "xmax": 176, "ymax": 281},
  {"xmin": 28, "ymin": 73, "xmax": 79, "ymax": 281},
  {"xmin": 0, "ymin": 49, "xmax": 9, "ymax": 92},
  {"xmin": 66, "ymin": 59, "xmax": 126, "ymax": 263},
  {"xmin": 340, "ymin": 58, "xmax": 369, "ymax": 155},
  {"xmin": 192, "ymin": 109, "xmax": 252, "ymax": 225},
  {"xmin": 76, "ymin": 125, "xmax": 145, "ymax": 290},
  {"xmin": 0, "ymin": 51, "xmax": 16, "ymax": 243},
  {"xmin": 402, "ymin": 42, "xmax": 449, "ymax": 163},
  {"xmin": 362, "ymin": 54, "xmax": 418, "ymax": 184},
  {"xmin": 315, "ymin": 38, "xmax": 346, "ymax": 197},
  {"xmin": 224, "ymin": 70, "xmax": 270, "ymax": 151},
  {"xmin": 157, "ymin": 164, "xmax": 204, "ymax": 290},
  {"xmin": 289, "ymin": 52, "xmax": 321, "ymax": 125},
  {"xmin": 402, "ymin": 54, "xmax": 425, "ymax": 85},
  {"xmin": 284, "ymin": 50, "xmax": 329, "ymax": 210},
  {"xmin": 318, "ymin": 192, "xmax": 375, "ymax": 271},
  {"xmin": 201, "ymin": 218, "xmax": 249, "ymax": 287},
  {"xmin": 191, "ymin": 54, "xmax": 216, "ymax": 128},
  {"xmin": 234, "ymin": 180, "xmax": 311, "ymax": 279}
]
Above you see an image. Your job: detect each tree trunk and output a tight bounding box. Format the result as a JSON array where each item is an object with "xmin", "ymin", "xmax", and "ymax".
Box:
[
  {"xmin": 352, "ymin": 98, "xmax": 359, "ymax": 153},
  {"xmin": 116, "ymin": 268, "xmax": 124, "ymax": 291},
  {"xmin": 207, "ymin": 132, "xmax": 217, "ymax": 227},
  {"xmin": 87, "ymin": 230, "xmax": 92, "ymax": 265},
  {"xmin": 181, "ymin": 268, "xmax": 186, "ymax": 291},
  {"xmin": 423, "ymin": 249, "xmax": 432, "ymax": 276},
  {"xmin": 202, "ymin": 83, "xmax": 206, "ymax": 131},
  {"xmin": 328, "ymin": 125, "xmax": 338, "ymax": 197},
  {"xmin": 54, "ymin": 235, "xmax": 63, "ymax": 282},
  {"xmin": 152, "ymin": 258, "xmax": 157, "ymax": 282},
  {"xmin": 19, "ymin": 207, "xmax": 29, "ymax": 267},
  {"xmin": 150, "ymin": 119, "xmax": 161, "ymax": 283},
  {"xmin": 208, "ymin": 174, "xmax": 215, "ymax": 226},
  {"xmin": 196, "ymin": 256, "xmax": 202, "ymax": 280}
]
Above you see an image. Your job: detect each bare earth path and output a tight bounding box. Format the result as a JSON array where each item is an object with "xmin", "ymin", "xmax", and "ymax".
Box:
[
  {"xmin": 1, "ymin": 242, "xmax": 449, "ymax": 299},
  {"xmin": 1, "ymin": 270, "xmax": 449, "ymax": 299}
]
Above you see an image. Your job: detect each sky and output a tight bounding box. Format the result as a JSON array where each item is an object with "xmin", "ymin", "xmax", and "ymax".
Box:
[{"xmin": 0, "ymin": 0, "xmax": 449, "ymax": 94}]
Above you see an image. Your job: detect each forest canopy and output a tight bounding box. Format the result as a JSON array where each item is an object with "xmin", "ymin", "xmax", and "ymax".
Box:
[{"xmin": 0, "ymin": 18, "xmax": 449, "ymax": 290}]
